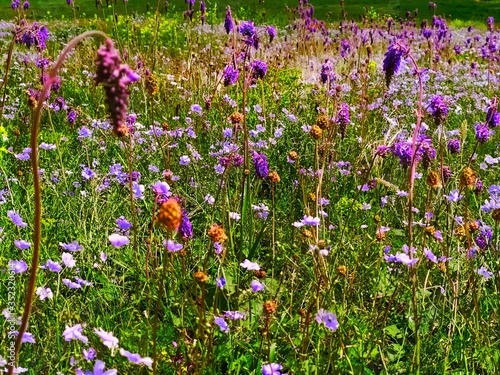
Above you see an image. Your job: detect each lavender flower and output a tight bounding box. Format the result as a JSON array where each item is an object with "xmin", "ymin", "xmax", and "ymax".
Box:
[
  {"xmin": 487, "ymin": 17, "xmax": 494, "ymax": 32},
  {"xmin": 224, "ymin": 6, "xmax": 233, "ymax": 34},
  {"xmin": 239, "ymin": 21, "xmax": 256, "ymax": 37},
  {"xmin": 94, "ymin": 328, "xmax": 119, "ymax": 349},
  {"xmin": 320, "ymin": 59, "xmax": 335, "ymax": 84},
  {"xmin": 428, "ymin": 95, "xmax": 448, "ymax": 125},
  {"xmin": 214, "ymin": 317, "xmax": 229, "ymax": 333},
  {"xmin": 119, "ymin": 348, "xmax": 153, "ymax": 367},
  {"xmin": 108, "ymin": 233, "xmax": 130, "ymax": 247},
  {"xmin": 67, "ymin": 108, "xmax": 77, "ymax": 124},
  {"xmin": 15, "ymin": 23, "xmax": 49, "ymax": 51},
  {"xmin": 383, "ymin": 44, "xmax": 407, "ymax": 87},
  {"xmin": 251, "ymin": 280, "xmax": 265, "ymax": 292},
  {"xmin": 315, "ymin": 309, "xmax": 339, "ymax": 331},
  {"xmin": 447, "ymin": 139, "xmax": 460, "ymax": 153},
  {"xmin": 266, "ymin": 26, "xmax": 277, "ymax": 43},
  {"xmin": 7, "ymin": 210, "xmax": 27, "ymax": 227},
  {"xmin": 95, "ymin": 39, "xmax": 139, "ymax": 136},
  {"xmin": 222, "ymin": 65, "xmax": 239, "ymax": 86},
  {"xmin": 486, "ymin": 97, "xmax": 500, "ymax": 128},
  {"xmin": 63, "ymin": 324, "xmax": 89, "ymax": 344},
  {"xmin": 240, "ymin": 259, "xmax": 260, "ymax": 270},
  {"xmin": 251, "ymin": 60, "xmax": 267, "ymax": 81},
  {"xmin": 9, "ymin": 260, "xmax": 28, "ymax": 273},
  {"xmin": 36, "ymin": 286, "xmax": 53, "ymax": 300},
  {"xmin": 262, "ymin": 363, "xmax": 284, "ymax": 375},
  {"xmin": 336, "ymin": 103, "xmax": 350, "ymax": 139},
  {"xmin": 23, "ymin": 1, "xmax": 29, "ymax": 10},
  {"xmin": 179, "ymin": 208, "xmax": 193, "ymax": 239},
  {"xmin": 83, "ymin": 347, "xmax": 97, "ymax": 361},
  {"xmin": 475, "ymin": 123, "xmax": 491, "ymax": 143},
  {"xmin": 252, "ymin": 150, "xmax": 269, "ymax": 179}
]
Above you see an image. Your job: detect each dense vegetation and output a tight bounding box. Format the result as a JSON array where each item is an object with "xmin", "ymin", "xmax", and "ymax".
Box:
[{"xmin": 1, "ymin": 1, "xmax": 500, "ymax": 374}]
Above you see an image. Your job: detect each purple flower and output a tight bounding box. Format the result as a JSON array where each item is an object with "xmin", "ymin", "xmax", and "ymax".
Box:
[
  {"xmin": 475, "ymin": 123, "xmax": 492, "ymax": 143},
  {"xmin": 216, "ymin": 277, "xmax": 226, "ymax": 288},
  {"xmin": 23, "ymin": 1, "xmax": 29, "ymax": 10},
  {"xmin": 224, "ymin": 6, "xmax": 233, "ymax": 34},
  {"xmin": 8, "ymin": 210, "xmax": 27, "ymax": 227},
  {"xmin": 239, "ymin": 21, "xmax": 256, "ymax": 37},
  {"xmin": 424, "ymin": 248, "xmax": 438, "ymax": 263},
  {"xmin": 383, "ymin": 44, "xmax": 407, "ymax": 87},
  {"xmin": 487, "ymin": 17, "xmax": 494, "ymax": 32},
  {"xmin": 36, "ymin": 286, "xmax": 53, "ymax": 300},
  {"xmin": 428, "ymin": 96, "xmax": 448, "ymax": 125},
  {"xmin": 476, "ymin": 266, "xmax": 493, "ymax": 279},
  {"xmin": 59, "ymin": 240, "xmax": 83, "ymax": 252},
  {"xmin": 262, "ymin": 363, "xmax": 283, "ymax": 375},
  {"xmin": 14, "ymin": 239, "xmax": 31, "ymax": 250},
  {"xmin": 95, "ymin": 39, "xmax": 139, "ymax": 136},
  {"xmin": 320, "ymin": 59, "xmax": 335, "ymax": 84},
  {"xmin": 315, "ymin": 309, "xmax": 339, "ymax": 331},
  {"xmin": 11, "ymin": 0, "xmax": 20, "ymax": 9},
  {"xmin": 252, "ymin": 151, "xmax": 269, "ymax": 179},
  {"xmin": 42, "ymin": 259, "xmax": 62, "ymax": 272},
  {"xmin": 83, "ymin": 347, "xmax": 97, "ymax": 361},
  {"xmin": 293, "ymin": 215, "xmax": 320, "ymax": 227},
  {"xmin": 486, "ymin": 98, "xmax": 500, "ymax": 128},
  {"xmin": 67, "ymin": 109, "xmax": 78, "ymax": 124},
  {"xmin": 116, "ymin": 216, "xmax": 132, "ymax": 230},
  {"xmin": 62, "ymin": 252, "xmax": 76, "ymax": 268},
  {"xmin": 9, "ymin": 260, "xmax": 28, "ymax": 273},
  {"xmin": 240, "ymin": 259, "xmax": 260, "ymax": 270},
  {"xmin": 447, "ymin": 138, "xmax": 460, "ymax": 153},
  {"xmin": 82, "ymin": 166, "xmax": 96, "ymax": 180},
  {"xmin": 251, "ymin": 280, "xmax": 265, "ymax": 292},
  {"xmin": 224, "ymin": 311, "xmax": 246, "ymax": 320},
  {"xmin": 179, "ymin": 209, "xmax": 193, "ymax": 239},
  {"xmin": 94, "ymin": 328, "xmax": 119, "ymax": 349},
  {"xmin": 164, "ymin": 239, "xmax": 183, "ymax": 252},
  {"xmin": 179, "ymin": 155, "xmax": 190, "ymax": 165},
  {"xmin": 267, "ymin": 26, "xmax": 277, "ymax": 43},
  {"xmin": 9, "ymin": 331, "xmax": 35, "ymax": 344},
  {"xmin": 62, "ymin": 278, "xmax": 82, "ymax": 289},
  {"xmin": 223, "ymin": 65, "xmax": 239, "ymax": 86},
  {"xmin": 385, "ymin": 252, "xmax": 419, "ymax": 266},
  {"xmin": 251, "ymin": 60, "xmax": 267, "ymax": 81},
  {"xmin": 340, "ymin": 38, "xmax": 351, "ymax": 57},
  {"xmin": 85, "ymin": 360, "xmax": 117, "ymax": 375},
  {"xmin": 62, "ymin": 324, "xmax": 89, "ymax": 344},
  {"xmin": 108, "ymin": 233, "xmax": 130, "ymax": 247},
  {"xmin": 214, "ymin": 317, "xmax": 229, "ymax": 333},
  {"xmin": 336, "ymin": 103, "xmax": 350, "ymax": 139},
  {"xmin": 119, "ymin": 348, "xmax": 153, "ymax": 367}
]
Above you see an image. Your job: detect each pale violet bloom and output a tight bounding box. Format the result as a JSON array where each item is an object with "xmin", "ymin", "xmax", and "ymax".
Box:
[
  {"xmin": 292, "ymin": 215, "xmax": 320, "ymax": 228},
  {"xmin": 476, "ymin": 266, "xmax": 494, "ymax": 279},
  {"xmin": 108, "ymin": 233, "xmax": 130, "ymax": 247},
  {"xmin": 63, "ymin": 324, "xmax": 89, "ymax": 344},
  {"xmin": 240, "ymin": 259, "xmax": 260, "ymax": 271},
  {"xmin": 94, "ymin": 328, "xmax": 119, "ymax": 349},
  {"xmin": 36, "ymin": 286, "xmax": 53, "ymax": 300},
  {"xmin": 229, "ymin": 212, "xmax": 241, "ymax": 220},
  {"xmin": 164, "ymin": 240, "xmax": 183, "ymax": 252},
  {"xmin": 119, "ymin": 348, "xmax": 153, "ymax": 367},
  {"xmin": 62, "ymin": 253, "xmax": 76, "ymax": 268},
  {"xmin": 444, "ymin": 189, "xmax": 463, "ymax": 202},
  {"xmin": 251, "ymin": 280, "xmax": 265, "ymax": 292}
]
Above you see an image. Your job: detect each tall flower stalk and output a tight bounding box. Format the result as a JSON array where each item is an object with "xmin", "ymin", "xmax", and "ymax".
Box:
[{"xmin": 8, "ymin": 31, "xmax": 137, "ymax": 374}]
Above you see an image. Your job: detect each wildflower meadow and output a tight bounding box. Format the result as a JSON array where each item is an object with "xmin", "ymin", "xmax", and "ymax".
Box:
[{"xmin": 1, "ymin": 0, "xmax": 500, "ymax": 374}]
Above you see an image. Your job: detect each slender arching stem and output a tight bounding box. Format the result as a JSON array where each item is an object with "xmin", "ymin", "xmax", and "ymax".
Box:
[{"xmin": 9, "ymin": 30, "xmax": 109, "ymax": 375}]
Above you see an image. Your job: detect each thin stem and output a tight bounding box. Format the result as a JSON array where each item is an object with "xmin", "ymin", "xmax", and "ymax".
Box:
[{"xmin": 8, "ymin": 30, "xmax": 109, "ymax": 375}]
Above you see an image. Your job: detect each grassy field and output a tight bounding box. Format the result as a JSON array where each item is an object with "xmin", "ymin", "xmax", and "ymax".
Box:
[{"xmin": 1, "ymin": 0, "xmax": 500, "ymax": 24}]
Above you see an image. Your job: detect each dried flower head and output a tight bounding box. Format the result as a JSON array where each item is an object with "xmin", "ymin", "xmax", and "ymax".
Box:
[
  {"xmin": 288, "ymin": 151, "xmax": 298, "ymax": 161},
  {"xmin": 145, "ymin": 74, "xmax": 158, "ymax": 95},
  {"xmin": 310, "ymin": 124, "xmax": 323, "ymax": 139},
  {"xmin": 229, "ymin": 112, "xmax": 244, "ymax": 124},
  {"xmin": 208, "ymin": 224, "xmax": 227, "ymax": 243},
  {"xmin": 316, "ymin": 115, "xmax": 330, "ymax": 130},
  {"xmin": 194, "ymin": 271, "xmax": 209, "ymax": 283},
  {"xmin": 492, "ymin": 208, "xmax": 500, "ymax": 223},
  {"xmin": 263, "ymin": 300, "xmax": 277, "ymax": 315},
  {"xmin": 426, "ymin": 170, "xmax": 441, "ymax": 188},
  {"xmin": 156, "ymin": 198, "xmax": 182, "ymax": 231},
  {"xmin": 268, "ymin": 171, "xmax": 280, "ymax": 183},
  {"xmin": 459, "ymin": 167, "xmax": 476, "ymax": 188},
  {"xmin": 337, "ymin": 265, "xmax": 347, "ymax": 276}
]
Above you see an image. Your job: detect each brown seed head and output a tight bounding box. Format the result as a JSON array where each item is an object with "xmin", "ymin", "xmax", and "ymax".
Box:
[
  {"xmin": 492, "ymin": 208, "xmax": 500, "ymax": 223},
  {"xmin": 310, "ymin": 124, "xmax": 323, "ymax": 140},
  {"xmin": 426, "ymin": 170, "xmax": 442, "ymax": 189},
  {"xmin": 460, "ymin": 167, "xmax": 476, "ymax": 188},
  {"xmin": 194, "ymin": 271, "xmax": 209, "ymax": 283},
  {"xmin": 468, "ymin": 221, "xmax": 479, "ymax": 232},
  {"xmin": 229, "ymin": 112, "xmax": 244, "ymax": 124},
  {"xmin": 337, "ymin": 265, "xmax": 347, "ymax": 276},
  {"xmin": 156, "ymin": 198, "xmax": 182, "ymax": 231},
  {"xmin": 208, "ymin": 224, "xmax": 227, "ymax": 243},
  {"xmin": 255, "ymin": 270, "xmax": 267, "ymax": 279},
  {"xmin": 316, "ymin": 115, "xmax": 330, "ymax": 130},
  {"xmin": 288, "ymin": 151, "xmax": 298, "ymax": 161},
  {"xmin": 263, "ymin": 300, "xmax": 277, "ymax": 315},
  {"xmin": 145, "ymin": 74, "xmax": 159, "ymax": 95},
  {"xmin": 268, "ymin": 171, "xmax": 280, "ymax": 183}
]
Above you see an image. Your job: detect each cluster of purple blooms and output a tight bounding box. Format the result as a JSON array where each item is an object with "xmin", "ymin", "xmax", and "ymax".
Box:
[
  {"xmin": 382, "ymin": 43, "xmax": 408, "ymax": 87},
  {"xmin": 15, "ymin": 22, "xmax": 49, "ymax": 52}
]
